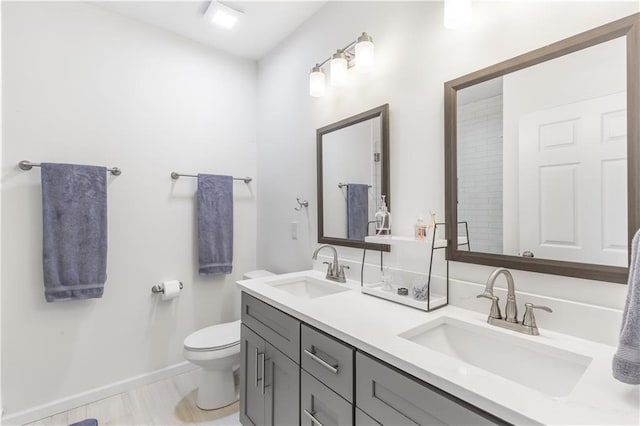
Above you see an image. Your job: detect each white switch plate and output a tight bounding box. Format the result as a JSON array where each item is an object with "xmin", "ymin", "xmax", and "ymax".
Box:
[{"xmin": 291, "ymin": 221, "xmax": 298, "ymax": 240}]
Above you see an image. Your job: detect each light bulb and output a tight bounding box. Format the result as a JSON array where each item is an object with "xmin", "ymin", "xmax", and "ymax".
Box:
[
  {"xmin": 444, "ymin": 0, "xmax": 472, "ymax": 30},
  {"xmin": 330, "ymin": 50, "xmax": 348, "ymax": 86},
  {"xmin": 309, "ymin": 65, "xmax": 325, "ymax": 97},
  {"xmin": 355, "ymin": 32, "xmax": 375, "ymax": 73}
]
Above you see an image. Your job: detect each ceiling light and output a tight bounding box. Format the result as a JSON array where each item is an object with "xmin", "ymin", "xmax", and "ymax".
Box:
[
  {"xmin": 309, "ymin": 65, "xmax": 326, "ymax": 97},
  {"xmin": 355, "ymin": 32, "xmax": 375, "ymax": 73},
  {"xmin": 205, "ymin": 1, "xmax": 241, "ymax": 29},
  {"xmin": 444, "ymin": 0, "xmax": 472, "ymax": 30}
]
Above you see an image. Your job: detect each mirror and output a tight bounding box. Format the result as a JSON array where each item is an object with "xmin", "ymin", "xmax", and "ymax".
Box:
[
  {"xmin": 445, "ymin": 14, "xmax": 639, "ymax": 283},
  {"xmin": 317, "ymin": 104, "xmax": 390, "ymax": 250}
]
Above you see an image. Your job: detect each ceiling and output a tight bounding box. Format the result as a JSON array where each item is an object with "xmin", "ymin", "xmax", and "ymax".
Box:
[{"xmin": 95, "ymin": 1, "xmax": 327, "ymax": 60}]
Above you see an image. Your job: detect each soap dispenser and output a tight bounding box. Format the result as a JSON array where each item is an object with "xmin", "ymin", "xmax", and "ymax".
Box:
[{"xmin": 375, "ymin": 195, "xmax": 392, "ymax": 237}]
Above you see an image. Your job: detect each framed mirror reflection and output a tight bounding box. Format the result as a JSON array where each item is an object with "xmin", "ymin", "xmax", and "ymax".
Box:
[
  {"xmin": 317, "ymin": 104, "xmax": 390, "ymax": 251},
  {"xmin": 445, "ymin": 14, "xmax": 639, "ymax": 283}
]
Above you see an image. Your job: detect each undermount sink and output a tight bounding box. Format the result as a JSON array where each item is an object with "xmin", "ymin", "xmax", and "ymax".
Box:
[
  {"xmin": 399, "ymin": 316, "xmax": 592, "ymax": 397},
  {"xmin": 263, "ymin": 275, "xmax": 351, "ymax": 299}
]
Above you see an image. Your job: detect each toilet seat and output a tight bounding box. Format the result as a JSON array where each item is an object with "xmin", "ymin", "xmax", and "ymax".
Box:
[{"xmin": 184, "ymin": 320, "xmax": 241, "ymax": 352}]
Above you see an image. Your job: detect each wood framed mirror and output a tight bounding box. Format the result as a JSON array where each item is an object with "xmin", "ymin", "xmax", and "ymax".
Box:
[
  {"xmin": 444, "ymin": 13, "xmax": 639, "ymax": 283},
  {"xmin": 317, "ymin": 104, "xmax": 390, "ymax": 251}
]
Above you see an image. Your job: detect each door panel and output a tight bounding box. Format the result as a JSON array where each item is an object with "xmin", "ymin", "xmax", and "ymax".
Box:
[
  {"xmin": 518, "ymin": 92, "xmax": 627, "ymax": 265},
  {"xmin": 240, "ymin": 324, "xmax": 266, "ymax": 426},
  {"xmin": 264, "ymin": 342, "xmax": 300, "ymax": 426}
]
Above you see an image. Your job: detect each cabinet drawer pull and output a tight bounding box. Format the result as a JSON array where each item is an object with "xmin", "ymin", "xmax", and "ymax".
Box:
[
  {"xmin": 303, "ymin": 409, "xmax": 325, "ymax": 426},
  {"xmin": 255, "ymin": 348, "xmax": 264, "ymax": 389},
  {"xmin": 304, "ymin": 348, "xmax": 339, "ymax": 374},
  {"xmin": 260, "ymin": 352, "xmax": 266, "ymax": 395}
]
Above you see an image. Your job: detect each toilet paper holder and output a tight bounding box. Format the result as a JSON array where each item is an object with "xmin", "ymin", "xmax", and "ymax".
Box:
[{"xmin": 151, "ymin": 282, "xmax": 184, "ymax": 294}]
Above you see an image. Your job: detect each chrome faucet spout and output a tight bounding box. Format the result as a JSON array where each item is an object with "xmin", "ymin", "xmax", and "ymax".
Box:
[
  {"xmin": 482, "ymin": 268, "xmax": 518, "ymax": 323},
  {"xmin": 312, "ymin": 244, "xmax": 346, "ymax": 283},
  {"xmin": 477, "ymin": 268, "xmax": 553, "ymax": 335}
]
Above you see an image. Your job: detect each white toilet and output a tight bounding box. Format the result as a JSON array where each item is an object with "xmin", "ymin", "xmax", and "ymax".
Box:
[{"xmin": 183, "ymin": 270, "xmax": 274, "ymax": 410}]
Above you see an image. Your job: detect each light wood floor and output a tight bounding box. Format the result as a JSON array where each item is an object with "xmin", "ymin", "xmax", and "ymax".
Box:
[{"xmin": 24, "ymin": 369, "xmax": 241, "ymax": 426}]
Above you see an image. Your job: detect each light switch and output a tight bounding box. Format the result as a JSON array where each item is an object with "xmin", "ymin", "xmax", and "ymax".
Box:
[{"xmin": 291, "ymin": 221, "xmax": 298, "ymax": 240}]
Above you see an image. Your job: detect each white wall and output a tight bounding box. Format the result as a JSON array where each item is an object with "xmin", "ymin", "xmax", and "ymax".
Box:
[
  {"xmin": 256, "ymin": 2, "xmax": 638, "ymax": 323},
  {"xmin": 2, "ymin": 1, "xmax": 256, "ymax": 416}
]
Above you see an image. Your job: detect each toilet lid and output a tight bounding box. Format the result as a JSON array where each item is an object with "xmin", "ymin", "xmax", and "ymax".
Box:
[{"xmin": 184, "ymin": 320, "xmax": 241, "ymax": 351}]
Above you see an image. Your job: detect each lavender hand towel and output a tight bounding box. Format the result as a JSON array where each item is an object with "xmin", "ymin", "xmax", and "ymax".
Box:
[
  {"xmin": 198, "ymin": 174, "xmax": 233, "ymax": 275},
  {"xmin": 41, "ymin": 163, "xmax": 107, "ymax": 302},
  {"xmin": 69, "ymin": 419, "xmax": 98, "ymax": 426},
  {"xmin": 347, "ymin": 184, "xmax": 369, "ymax": 241},
  {"xmin": 613, "ymin": 228, "xmax": 640, "ymax": 384}
]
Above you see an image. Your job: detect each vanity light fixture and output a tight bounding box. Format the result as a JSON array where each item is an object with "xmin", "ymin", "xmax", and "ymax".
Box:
[
  {"xmin": 204, "ymin": 1, "xmax": 242, "ymax": 29},
  {"xmin": 444, "ymin": 0, "xmax": 472, "ymax": 29},
  {"xmin": 309, "ymin": 32, "xmax": 375, "ymax": 97}
]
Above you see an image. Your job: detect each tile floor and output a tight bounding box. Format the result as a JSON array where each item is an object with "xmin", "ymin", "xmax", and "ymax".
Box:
[{"xmin": 24, "ymin": 369, "xmax": 241, "ymax": 426}]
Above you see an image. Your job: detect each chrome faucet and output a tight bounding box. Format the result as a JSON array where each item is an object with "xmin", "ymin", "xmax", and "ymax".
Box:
[
  {"xmin": 477, "ymin": 268, "xmax": 552, "ymax": 336},
  {"xmin": 312, "ymin": 244, "xmax": 348, "ymax": 283}
]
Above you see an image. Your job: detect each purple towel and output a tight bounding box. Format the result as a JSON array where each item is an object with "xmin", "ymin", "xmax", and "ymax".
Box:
[
  {"xmin": 197, "ymin": 174, "xmax": 233, "ymax": 275},
  {"xmin": 69, "ymin": 418, "xmax": 98, "ymax": 426},
  {"xmin": 347, "ymin": 184, "xmax": 369, "ymax": 241},
  {"xmin": 41, "ymin": 163, "xmax": 107, "ymax": 302}
]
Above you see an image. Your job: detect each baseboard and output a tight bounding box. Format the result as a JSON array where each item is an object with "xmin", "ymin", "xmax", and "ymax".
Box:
[{"xmin": 2, "ymin": 361, "xmax": 197, "ymax": 426}]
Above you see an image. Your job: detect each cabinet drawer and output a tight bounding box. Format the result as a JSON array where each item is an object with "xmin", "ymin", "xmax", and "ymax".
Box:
[
  {"xmin": 241, "ymin": 292, "xmax": 300, "ymax": 363},
  {"xmin": 356, "ymin": 352, "xmax": 504, "ymax": 426},
  {"xmin": 301, "ymin": 370, "xmax": 353, "ymax": 426},
  {"xmin": 356, "ymin": 408, "xmax": 381, "ymax": 426},
  {"xmin": 301, "ymin": 324, "xmax": 354, "ymax": 402}
]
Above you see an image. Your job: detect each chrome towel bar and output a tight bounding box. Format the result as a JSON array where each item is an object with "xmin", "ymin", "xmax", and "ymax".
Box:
[
  {"xmin": 19, "ymin": 160, "xmax": 122, "ymax": 176},
  {"xmin": 170, "ymin": 171, "xmax": 251, "ymax": 183}
]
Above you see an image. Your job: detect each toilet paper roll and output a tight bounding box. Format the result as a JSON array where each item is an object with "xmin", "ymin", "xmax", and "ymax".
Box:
[{"xmin": 161, "ymin": 280, "xmax": 182, "ymax": 301}]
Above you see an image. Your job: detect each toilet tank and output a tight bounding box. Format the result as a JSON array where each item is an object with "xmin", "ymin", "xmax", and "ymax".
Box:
[{"xmin": 243, "ymin": 270, "xmax": 274, "ymax": 280}]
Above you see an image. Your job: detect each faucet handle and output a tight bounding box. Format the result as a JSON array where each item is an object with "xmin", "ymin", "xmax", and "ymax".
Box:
[
  {"xmin": 477, "ymin": 294, "xmax": 502, "ymax": 320},
  {"xmin": 522, "ymin": 303, "xmax": 552, "ymax": 328},
  {"xmin": 322, "ymin": 261, "xmax": 334, "ymax": 273},
  {"xmin": 338, "ymin": 264, "xmax": 350, "ymax": 278}
]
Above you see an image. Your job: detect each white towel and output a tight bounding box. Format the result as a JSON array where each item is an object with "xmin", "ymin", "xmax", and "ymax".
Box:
[{"xmin": 613, "ymin": 228, "xmax": 640, "ymax": 384}]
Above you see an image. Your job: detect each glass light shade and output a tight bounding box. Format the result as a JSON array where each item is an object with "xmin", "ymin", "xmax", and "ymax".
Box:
[
  {"xmin": 309, "ymin": 67, "xmax": 325, "ymax": 97},
  {"xmin": 330, "ymin": 53, "xmax": 348, "ymax": 86},
  {"xmin": 355, "ymin": 34, "xmax": 375, "ymax": 73},
  {"xmin": 444, "ymin": 0, "xmax": 472, "ymax": 29}
]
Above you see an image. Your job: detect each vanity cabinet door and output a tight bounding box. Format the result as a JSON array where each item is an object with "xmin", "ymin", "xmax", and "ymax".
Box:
[
  {"xmin": 242, "ymin": 292, "xmax": 301, "ymax": 363},
  {"xmin": 356, "ymin": 352, "xmax": 503, "ymax": 426},
  {"xmin": 301, "ymin": 370, "xmax": 353, "ymax": 426},
  {"xmin": 240, "ymin": 325, "xmax": 266, "ymax": 426},
  {"xmin": 264, "ymin": 341, "xmax": 300, "ymax": 426}
]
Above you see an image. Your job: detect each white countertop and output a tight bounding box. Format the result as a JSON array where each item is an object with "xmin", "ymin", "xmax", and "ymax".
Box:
[{"xmin": 237, "ymin": 270, "xmax": 640, "ymax": 425}]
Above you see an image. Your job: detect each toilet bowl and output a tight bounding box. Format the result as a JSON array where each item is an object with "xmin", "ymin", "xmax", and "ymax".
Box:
[{"xmin": 183, "ymin": 270, "xmax": 274, "ymax": 410}]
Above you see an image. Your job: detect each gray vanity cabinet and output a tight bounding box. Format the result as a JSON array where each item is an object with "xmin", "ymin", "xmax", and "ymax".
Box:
[
  {"xmin": 240, "ymin": 293, "xmax": 301, "ymax": 426},
  {"xmin": 240, "ymin": 292, "xmax": 507, "ymax": 426},
  {"xmin": 356, "ymin": 352, "xmax": 503, "ymax": 426}
]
